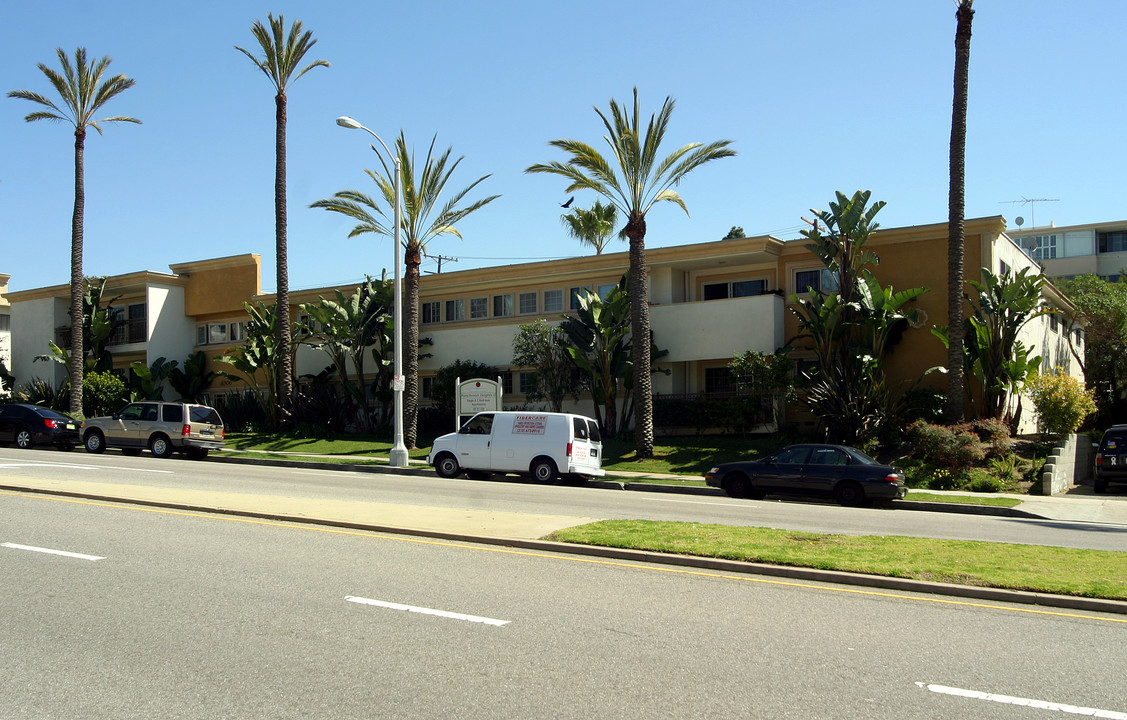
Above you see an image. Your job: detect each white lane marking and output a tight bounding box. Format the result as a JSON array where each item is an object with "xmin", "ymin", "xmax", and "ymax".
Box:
[
  {"xmin": 0, "ymin": 459, "xmax": 173, "ymax": 474},
  {"xmin": 2, "ymin": 542, "xmax": 105, "ymax": 561},
  {"xmin": 917, "ymin": 682, "xmax": 1127, "ymax": 718},
  {"xmin": 345, "ymin": 596, "xmax": 510, "ymax": 626}
]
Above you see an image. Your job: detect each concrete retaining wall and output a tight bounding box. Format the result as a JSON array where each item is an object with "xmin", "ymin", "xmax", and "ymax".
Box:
[{"xmin": 1041, "ymin": 433, "xmax": 1096, "ymax": 495}]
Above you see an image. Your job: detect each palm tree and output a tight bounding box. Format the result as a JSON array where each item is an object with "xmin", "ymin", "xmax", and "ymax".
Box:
[
  {"xmin": 9, "ymin": 47, "xmax": 140, "ymax": 416},
  {"xmin": 946, "ymin": 0, "xmax": 975, "ymax": 424},
  {"xmin": 527, "ymin": 88, "xmax": 735, "ymax": 458},
  {"xmin": 561, "ymin": 200, "xmax": 618, "ymax": 255},
  {"xmin": 312, "ymin": 133, "xmax": 499, "ymax": 448},
  {"xmin": 237, "ymin": 14, "xmax": 329, "ymax": 425}
]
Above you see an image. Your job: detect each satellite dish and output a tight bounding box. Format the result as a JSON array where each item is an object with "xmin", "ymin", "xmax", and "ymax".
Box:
[
  {"xmin": 1022, "ymin": 236, "xmax": 1039, "ymax": 250},
  {"xmin": 1015, "ymin": 216, "xmax": 1025, "ymax": 227}
]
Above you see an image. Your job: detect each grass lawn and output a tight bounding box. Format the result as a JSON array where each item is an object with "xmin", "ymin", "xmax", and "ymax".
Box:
[{"xmin": 546, "ymin": 520, "xmax": 1127, "ymax": 600}]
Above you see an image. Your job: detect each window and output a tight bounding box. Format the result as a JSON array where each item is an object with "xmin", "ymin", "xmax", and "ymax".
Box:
[
  {"xmin": 500, "ymin": 372, "xmax": 514, "ymax": 394},
  {"xmin": 999, "ymin": 260, "xmax": 1011, "ymax": 276},
  {"xmin": 422, "ymin": 301, "xmax": 441, "ymax": 324},
  {"xmin": 0, "ymin": 314, "xmax": 9, "ymax": 332},
  {"xmin": 1050, "ymin": 314, "xmax": 1059, "ymax": 332},
  {"xmin": 446, "ymin": 298, "xmax": 465, "ymax": 321},
  {"xmin": 229, "ymin": 321, "xmax": 247, "ymax": 342},
  {"xmin": 1031, "ymin": 234, "xmax": 1058, "ymax": 261},
  {"xmin": 598, "ymin": 284, "xmax": 617, "ymax": 300},
  {"xmin": 703, "ymin": 279, "xmax": 767, "ymax": 300},
  {"xmin": 127, "ymin": 303, "xmax": 147, "ymax": 343},
  {"xmin": 470, "ymin": 297, "xmax": 488, "ymax": 319},
  {"xmin": 1098, "ymin": 230, "xmax": 1127, "ymax": 253},
  {"xmin": 197, "ymin": 323, "xmax": 228, "ymax": 345},
  {"xmin": 704, "ymin": 367, "xmax": 734, "ymax": 394},
  {"xmin": 422, "ymin": 376, "xmax": 435, "ymax": 399},
  {"xmin": 794, "ymin": 269, "xmax": 838, "ymax": 294},
  {"xmin": 162, "ymin": 404, "xmax": 184, "ymax": 423},
  {"xmin": 543, "ymin": 289, "xmax": 564, "ymax": 313},
  {"xmin": 569, "ymin": 286, "xmax": 590, "ymax": 310},
  {"xmin": 518, "ymin": 292, "xmax": 538, "ymax": 315},
  {"xmin": 493, "ymin": 294, "xmax": 514, "ymax": 317},
  {"xmin": 518, "ymin": 371, "xmax": 536, "ymax": 394}
]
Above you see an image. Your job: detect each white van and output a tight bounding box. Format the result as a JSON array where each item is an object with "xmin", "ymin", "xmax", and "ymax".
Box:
[{"xmin": 427, "ymin": 411, "xmax": 605, "ymax": 483}]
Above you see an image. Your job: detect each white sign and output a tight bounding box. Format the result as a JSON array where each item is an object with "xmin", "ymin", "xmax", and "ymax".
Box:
[
  {"xmin": 455, "ymin": 377, "xmax": 503, "ymax": 428},
  {"xmin": 512, "ymin": 414, "xmax": 547, "ymax": 435},
  {"xmin": 392, "ymin": 374, "xmax": 405, "ymax": 392}
]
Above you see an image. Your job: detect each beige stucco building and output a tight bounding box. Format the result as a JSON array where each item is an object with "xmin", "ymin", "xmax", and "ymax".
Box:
[{"xmin": 3, "ymin": 215, "xmax": 1082, "ymax": 434}]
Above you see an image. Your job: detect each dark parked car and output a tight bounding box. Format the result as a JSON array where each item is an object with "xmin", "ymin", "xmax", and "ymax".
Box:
[
  {"xmin": 1094, "ymin": 425, "xmax": 1127, "ymax": 494},
  {"xmin": 705, "ymin": 444, "xmax": 907, "ymax": 507},
  {"xmin": 0, "ymin": 403, "xmax": 81, "ymax": 450}
]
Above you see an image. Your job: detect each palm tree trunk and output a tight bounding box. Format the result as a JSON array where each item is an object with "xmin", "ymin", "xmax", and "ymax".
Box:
[
  {"xmin": 275, "ymin": 92, "xmax": 293, "ymax": 425},
  {"xmin": 945, "ymin": 0, "xmax": 974, "ymax": 424},
  {"xmin": 627, "ymin": 211, "xmax": 654, "ymax": 458},
  {"xmin": 404, "ymin": 246, "xmax": 422, "ymax": 449},
  {"xmin": 69, "ymin": 128, "xmax": 86, "ymax": 416}
]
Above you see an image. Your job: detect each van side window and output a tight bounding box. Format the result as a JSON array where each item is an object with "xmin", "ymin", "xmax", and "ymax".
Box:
[
  {"xmin": 572, "ymin": 417, "xmax": 588, "ymax": 440},
  {"xmin": 461, "ymin": 414, "xmax": 494, "ymax": 435},
  {"xmin": 586, "ymin": 419, "xmax": 601, "ymax": 442}
]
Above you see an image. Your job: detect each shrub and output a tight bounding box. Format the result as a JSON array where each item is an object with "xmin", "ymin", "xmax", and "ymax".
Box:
[
  {"xmin": 971, "ymin": 417, "xmax": 1013, "ymax": 457},
  {"xmin": 14, "ymin": 377, "xmax": 68, "ymax": 411},
  {"xmin": 83, "ymin": 371, "xmax": 127, "ymax": 418},
  {"xmin": 907, "ymin": 419, "xmax": 985, "ymax": 472},
  {"xmin": 1026, "ymin": 369, "xmax": 1097, "ymax": 440}
]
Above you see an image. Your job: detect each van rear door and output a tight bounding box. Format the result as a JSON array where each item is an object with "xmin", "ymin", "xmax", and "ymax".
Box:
[{"xmin": 568, "ymin": 416, "xmax": 603, "ymax": 475}]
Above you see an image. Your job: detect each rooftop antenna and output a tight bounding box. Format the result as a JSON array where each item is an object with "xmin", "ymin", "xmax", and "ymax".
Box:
[{"xmin": 1001, "ymin": 196, "xmax": 1059, "ymax": 229}]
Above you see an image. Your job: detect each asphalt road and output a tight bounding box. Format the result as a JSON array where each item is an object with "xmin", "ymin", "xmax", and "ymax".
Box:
[
  {"xmin": 3, "ymin": 491, "xmax": 1126, "ymax": 719},
  {"xmin": 1, "ymin": 448, "xmax": 1125, "ymax": 551}
]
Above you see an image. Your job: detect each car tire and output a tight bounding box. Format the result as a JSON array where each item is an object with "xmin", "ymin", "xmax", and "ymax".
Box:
[
  {"xmin": 725, "ymin": 473, "xmax": 751, "ymax": 499},
  {"xmin": 84, "ymin": 431, "xmax": 106, "ymax": 454},
  {"xmin": 122, "ymin": 448, "xmax": 143, "ymax": 457},
  {"xmin": 150, "ymin": 435, "xmax": 174, "ymax": 459},
  {"xmin": 833, "ymin": 480, "xmax": 868, "ymax": 507},
  {"xmin": 15, "ymin": 429, "xmax": 33, "ymax": 449},
  {"xmin": 434, "ymin": 453, "xmax": 461, "ymax": 479},
  {"xmin": 530, "ymin": 457, "xmax": 558, "ymax": 483}
]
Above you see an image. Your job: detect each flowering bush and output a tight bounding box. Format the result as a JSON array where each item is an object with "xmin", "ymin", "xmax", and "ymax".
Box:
[{"xmin": 1026, "ymin": 369, "xmax": 1097, "ymax": 440}]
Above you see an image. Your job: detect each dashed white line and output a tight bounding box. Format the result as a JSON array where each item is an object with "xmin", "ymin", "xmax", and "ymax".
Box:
[
  {"xmin": 2, "ymin": 542, "xmax": 105, "ymax": 561},
  {"xmin": 345, "ymin": 596, "xmax": 509, "ymax": 626},
  {"xmin": 918, "ymin": 682, "xmax": 1127, "ymax": 718},
  {"xmin": 0, "ymin": 460, "xmax": 173, "ymax": 474}
]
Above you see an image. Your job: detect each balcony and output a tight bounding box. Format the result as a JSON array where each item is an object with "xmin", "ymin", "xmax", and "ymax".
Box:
[{"xmin": 650, "ymin": 293, "xmax": 785, "ymax": 363}]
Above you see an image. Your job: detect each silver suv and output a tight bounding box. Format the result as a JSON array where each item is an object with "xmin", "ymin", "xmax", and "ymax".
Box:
[{"xmin": 82, "ymin": 401, "xmax": 225, "ymax": 459}]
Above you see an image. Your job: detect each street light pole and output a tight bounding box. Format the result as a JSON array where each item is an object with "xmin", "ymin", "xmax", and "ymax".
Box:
[{"xmin": 336, "ymin": 116, "xmax": 409, "ymax": 468}]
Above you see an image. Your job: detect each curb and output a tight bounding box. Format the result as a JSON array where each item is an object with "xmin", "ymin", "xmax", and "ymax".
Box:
[
  {"xmin": 4, "ymin": 480, "xmax": 1123, "ymax": 617},
  {"xmin": 210, "ymin": 453, "xmax": 1046, "ymax": 518}
]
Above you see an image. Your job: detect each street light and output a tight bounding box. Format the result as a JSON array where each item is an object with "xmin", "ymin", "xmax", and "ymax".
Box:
[{"xmin": 336, "ymin": 115, "xmax": 409, "ymax": 468}]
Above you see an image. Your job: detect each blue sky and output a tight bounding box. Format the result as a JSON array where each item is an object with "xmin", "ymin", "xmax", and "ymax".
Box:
[{"xmin": 2, "ymin": 1, "xmax": 1122, "ymax": 293}]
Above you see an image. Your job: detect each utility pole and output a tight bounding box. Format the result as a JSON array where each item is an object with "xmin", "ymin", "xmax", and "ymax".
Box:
[{"xmin": 425, "ymin": 252, "xmax": 458, "ymax": 274}]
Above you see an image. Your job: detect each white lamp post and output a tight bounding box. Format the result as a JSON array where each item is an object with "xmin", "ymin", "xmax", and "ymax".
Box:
[{"xmin": 336, "ymin": 115, "xmax": 409, "ymax": 468}]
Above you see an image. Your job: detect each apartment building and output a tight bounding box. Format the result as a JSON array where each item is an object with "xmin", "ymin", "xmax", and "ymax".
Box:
[
  {"xmin": 3, "ymin": 215, "xmax": 1080, "ymax": 434},
  {"xmin": 1007, "ymin": 219, "xmax": 1127, "ymax": 282}
]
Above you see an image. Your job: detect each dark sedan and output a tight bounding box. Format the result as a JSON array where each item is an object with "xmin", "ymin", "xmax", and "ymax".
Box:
[
  {"xmin": 705, "ymin": 444, "xmax": 907, "ymax": 507},
  {"xmin": 0, "ymin": 403, "xmax": 81, "ymax": 450}
]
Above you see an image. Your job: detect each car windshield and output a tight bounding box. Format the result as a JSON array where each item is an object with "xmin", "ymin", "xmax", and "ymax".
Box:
[
  {"xmin": 189, "ymin": 406, "xmax": 223, "ymax": 425},
  {"xmin": 845, "ymin": 447, "xmax": 879, "ymax": 464},
  {"xmin": 34, "ymin": 407, "xmax": 73, "ymax": 422}
]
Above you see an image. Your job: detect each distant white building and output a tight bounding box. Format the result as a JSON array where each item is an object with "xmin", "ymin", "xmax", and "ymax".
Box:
[{"xmin": 1007, "ymin": 220, "xmax": 1127, "ymax": 282}]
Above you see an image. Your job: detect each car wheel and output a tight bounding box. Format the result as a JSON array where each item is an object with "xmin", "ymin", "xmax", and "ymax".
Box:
[
  {"xmin": 186, "ymin": 448, "xmax": 209, "ymax": 460},
  {"xmin": 833, "ymin": 480, "xmax": 868, "ymax": 507},
  {"xmin": 725, "ymin": 473, "xmax": 752, "ymax": 499},
  {"xmin": 434, "ymin": 453, "xmax": 461, "ymax": 478},
  {"xmin": 122, "ymin": 448, "xmax": 143, "ymax": 457},
  {"xmin": 150, "ymin": 435, "xmax": 174, "ymax": 459},
  {"xmin": 15, "ymin": 429, "xmax": 33, "ymax": 449},
  {"xmin": 84, "ymin": 431, "xmax": 106, "ymax": 454},
  {"xmin": 530, "ymin": 457, "xmax": 558, "ymax": 483}
]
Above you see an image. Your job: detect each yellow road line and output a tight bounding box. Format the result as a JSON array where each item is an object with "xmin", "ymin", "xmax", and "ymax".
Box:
[{"xmin": 5, "ymin": 489, "xmax": 1126, "ymax": 625}]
